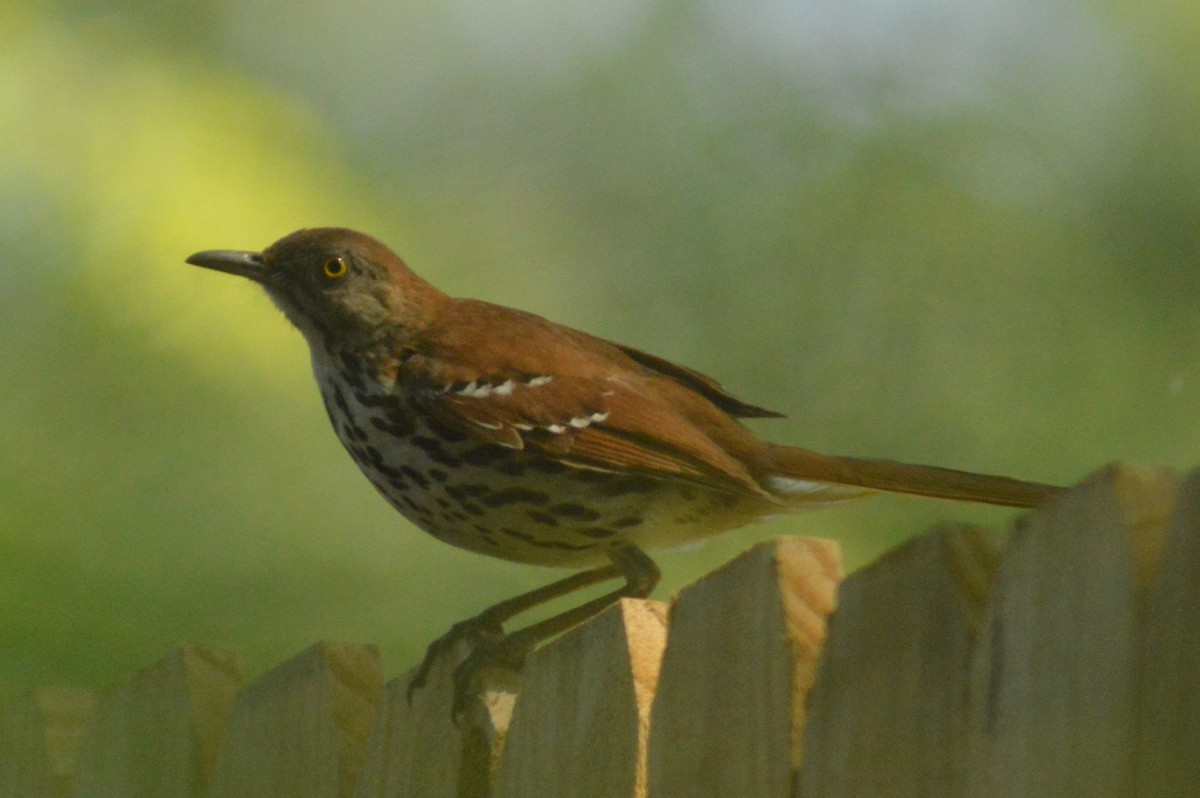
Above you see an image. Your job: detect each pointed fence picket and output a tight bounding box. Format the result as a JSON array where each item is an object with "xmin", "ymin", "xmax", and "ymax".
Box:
[{"xmin": 2, "ymin": 463, "xmax": 1195, "ymax": 798}]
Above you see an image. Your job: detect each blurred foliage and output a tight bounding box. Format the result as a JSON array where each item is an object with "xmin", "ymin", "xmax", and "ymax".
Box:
[{"xmin": 1, "ymin": 0, "xmax": 1197, "ymax": 695}]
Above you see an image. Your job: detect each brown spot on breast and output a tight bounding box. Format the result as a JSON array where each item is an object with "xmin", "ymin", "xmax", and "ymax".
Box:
[
  {"xmin": 493, "ymin": 461, "xmax": 528, "ymax": 477},
  {"xmin": 331, "ymin": 385, "xmax": 351, "ymax": 414},
  {"xmin": 373, "ymin": 460, "xmax": 404, "ymax": 480},
  {"xmin": 425, "ymin": 416, "xmax": 470, "ymax": 444},
  {"xmin": 499, "ymin": 527, "xmax": 595, "ymax": 552},
  {"xmin": 525, "ymin": 458, "xmax": 570, "ymax": 476},
  {"xmin": 399, "ymin": 495, "xmax": 433, "ymax": 519},
  {"xmin": 459, "ymin": 445, "xmax": 507, "ymax": 467},
  {"xmin": 482, "ymin": 487, "xmax": 551, "ymax": 508},
  {"xmin": 371, "ymin": 416, "xmax": 416, "ymax": 438},
  {"xmin": 338, "ymin": 353, "xmax": 365, "ymax": 381},
  {"xmin": 526, "ymin": 509, "xmax": 559, "ymax": 527},
  {"xmin": 569, "ymin": 470, "xmax": 613, "ymax": 484},
  {"xmin": 600, "ymin": 475, "xmax": 660, "ymax": 496},
  {"xmin": 411, "ymin": 435, "xmax": 445, "ymax": 454},
  {"xmin": 574, "ymin": 526, "xmax": 617, "ymax": 539},
  {"xmin": 348, "ymin": 446, "xmax": 370, "ymax": 467},
  {"xmin": 356, "ymin": 392, "xmax": 393, "ymax": 408},
  {"xmin": 548, "ymin": 502, "xmax": 601, "ymax": 522},
  {"xmin": 342, "ymin": 421, "xmax": 368, "ymax": 442},
  {"xmin": 400, "ymin": 466, "xmax": 430, "ymax": 490}
]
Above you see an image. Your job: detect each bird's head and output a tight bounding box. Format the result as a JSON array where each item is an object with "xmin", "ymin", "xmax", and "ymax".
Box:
[{"xmin": 186, "ymin": 227, "xmax": 444, "ymax": 349}]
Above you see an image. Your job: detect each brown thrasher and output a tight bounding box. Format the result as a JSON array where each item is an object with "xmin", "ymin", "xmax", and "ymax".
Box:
[{"xmin": 187, "ymin": 227, "xmax": 1060, "ymax": 713}]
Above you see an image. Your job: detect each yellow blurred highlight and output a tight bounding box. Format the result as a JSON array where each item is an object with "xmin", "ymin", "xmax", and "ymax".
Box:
[{"xmin": 0, "ymin": 17, "xmax": 391, "ymax": 386}]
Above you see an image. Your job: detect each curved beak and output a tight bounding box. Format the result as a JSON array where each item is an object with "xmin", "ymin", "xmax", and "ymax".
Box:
[{"xmin": 185, "ymin": 249, "xmax": 269, "ymax": 282}]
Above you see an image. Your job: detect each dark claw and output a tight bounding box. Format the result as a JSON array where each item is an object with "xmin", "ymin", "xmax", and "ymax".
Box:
[
  {"xmin": 450, "ymin": 635, "xmax": 530, "ymax": 724},
  {"xmin": 406, "ymin": 615, "xmax": 505, "ymax": 705}
]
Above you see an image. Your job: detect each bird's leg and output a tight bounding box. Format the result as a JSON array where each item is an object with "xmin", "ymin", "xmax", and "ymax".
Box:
[
  {"xmin": 449, "ymin": 545, "xmax": 659, "ymax": 720},
  {"xmin": 430, "ymin": 545, "xmax": 660, "ymax": 720},
  {"xmin": 406, "ymin": 557, "xmax": 635, "ymax": 703}
]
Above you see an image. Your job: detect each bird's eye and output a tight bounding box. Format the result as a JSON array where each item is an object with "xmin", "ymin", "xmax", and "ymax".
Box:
[{"xmin": 322, "ymin": 257, "xmax": 348, "ymax": 279}]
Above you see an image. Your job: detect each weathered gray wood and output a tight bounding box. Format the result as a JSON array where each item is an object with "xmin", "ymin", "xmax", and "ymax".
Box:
[
  {"xmin": 797, "ymin": 524, "xmax": 1004, "ymax": 798},
  {"xmin": 492, "ymin": 599, "xmax": 668, "ymax": 798},
  {"xmin": 0, "ymin": 686, "xmax": 94, "ymax": 798},
  {"xmin": 1137, "ymin": 468, "xmax": 1200, "ymax": 795},
  {"xmin": 647, "ymin": 537, "xmax": 842, "ymax": 798},
  {"xmin": 964, "ymin": 464, "xmax": 1177, "ymax": 798},
  {"xmin": 8, "ymin": 462, "xmax": 1200, "ymax": 797},
  {"xmin": 352, "ymin": 639, "xmax": 512, "ymax": 798},
  {"xmin": 209, "ymin": 641, "xmax": 380, "ymax": 798},
  {"xmin": 71, "ymin": 644, "xmax": 241, "ymax": 798}
]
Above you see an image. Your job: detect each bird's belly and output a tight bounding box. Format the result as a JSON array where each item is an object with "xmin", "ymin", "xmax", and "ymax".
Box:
[{"xmin": 317, "ymin": 377, "xmax": 764, "ymax": 567}]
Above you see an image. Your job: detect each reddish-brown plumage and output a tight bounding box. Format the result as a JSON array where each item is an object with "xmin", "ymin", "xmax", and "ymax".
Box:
[{"xmin": 187, "ymin": 227, "xmax": 1062, "ymax": 713}]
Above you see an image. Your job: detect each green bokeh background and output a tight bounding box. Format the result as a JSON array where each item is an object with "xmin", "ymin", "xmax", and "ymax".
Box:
[{"xmin": 2, "ymin": 0, "xmax": 1197, "ymax": 696}]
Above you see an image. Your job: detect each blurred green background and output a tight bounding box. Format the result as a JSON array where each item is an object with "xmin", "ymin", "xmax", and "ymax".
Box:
[{"xmin": 2, "ymin": 0, "xmax": 1197, "ymax": 696}]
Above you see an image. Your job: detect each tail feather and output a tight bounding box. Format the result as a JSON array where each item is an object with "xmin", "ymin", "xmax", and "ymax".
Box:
[{"xmin": 766, "ymin": 446, "xmax": 1062, "ymax": 509}]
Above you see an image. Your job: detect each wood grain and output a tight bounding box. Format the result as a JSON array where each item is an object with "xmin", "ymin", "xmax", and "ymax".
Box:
[
  {"xmin": 797, "ymin": 524, "xmax": 1004, "ymax": 798},
  {"xmin": 209, "ymin": 641, "xmax": 379, "ymax": 798},
  {"xmin": 73, "ymin": 644, "xmax": 242, "ymax": 798},
  {"xmin": 647, "ymin": 537, "xmax": 842, "ymax": 798},
  {"xmin": 492, "ymin": 599, "xmax": 668, "ymax": 798},
  {"xmin": 964, "ymin": 464, "xmax": 1177, "ymax": 798},
  {"xmin": 0, "ymin": 685, "xmax": 94, "ymax": 798}
]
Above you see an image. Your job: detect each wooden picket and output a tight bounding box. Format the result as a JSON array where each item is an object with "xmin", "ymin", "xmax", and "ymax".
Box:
[{"xmin": 2, "ymin": 463, "xmax": 1195, "ymax": 797}]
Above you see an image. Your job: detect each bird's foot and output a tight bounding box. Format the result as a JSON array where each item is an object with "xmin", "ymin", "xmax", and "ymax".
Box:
[
  {"xmin": 406, "ymin": 614, "xmax": 505, "ymax": 705},
  {"xmin": 449, "ymin": 633, "xmax": 530, "ymax": 724}
]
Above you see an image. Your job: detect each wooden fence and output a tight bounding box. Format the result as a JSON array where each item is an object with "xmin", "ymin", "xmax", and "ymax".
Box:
[{"xmin": 2, "ymin": 463, "xmax": 1197, "ymax": 797}]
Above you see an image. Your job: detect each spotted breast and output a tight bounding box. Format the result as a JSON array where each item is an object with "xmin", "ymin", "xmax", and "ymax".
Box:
[{"xmin": 310, "ymin": 344, "xmax": 776, "ymax": 569}]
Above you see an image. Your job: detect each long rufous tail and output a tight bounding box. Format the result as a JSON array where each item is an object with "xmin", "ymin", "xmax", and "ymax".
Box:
[{"xmin": 767, "ymin": 445, "xmax": 1063, "ymax": 509}]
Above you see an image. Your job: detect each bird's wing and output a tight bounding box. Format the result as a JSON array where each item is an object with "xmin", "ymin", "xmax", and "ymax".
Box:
[
  {"xmin": 610, "ymin": 343, "xmax": 784, "ymax": 419},
  {"xmin": 396, "ymin": 301, "xmax": 772, "ymax": 497}
]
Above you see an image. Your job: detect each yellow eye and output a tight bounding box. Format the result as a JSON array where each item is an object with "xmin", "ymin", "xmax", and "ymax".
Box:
[{"xmin": 322, "ymin": 256, "xmax": 348, "ymax": 279}]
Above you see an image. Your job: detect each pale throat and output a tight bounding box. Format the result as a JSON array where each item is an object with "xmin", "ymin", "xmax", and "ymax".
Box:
[{"xmin": 308, "ymin": 342, "xmax": 404, "ymax": 406}]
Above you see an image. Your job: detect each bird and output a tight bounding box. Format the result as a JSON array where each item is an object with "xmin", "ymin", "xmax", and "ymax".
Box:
[{"xmin": 186, "ymin": 227, "xmax": 1061, "ymax": 714}]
